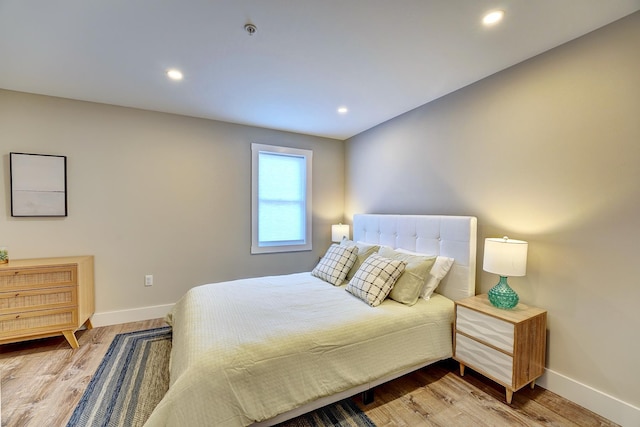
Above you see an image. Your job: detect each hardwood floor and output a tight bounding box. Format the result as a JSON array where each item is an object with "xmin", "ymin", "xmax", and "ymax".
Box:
[
  {"xmin": 0, "ymin": 318, "xmax": 167, "ymax": 427},
  {"xmin": 0, "ymin": 320, "xmax": 619, "ymax": 427},
  {"xmin": 352, "ymin": 360, "xmax": 619, "ymax": 427}
]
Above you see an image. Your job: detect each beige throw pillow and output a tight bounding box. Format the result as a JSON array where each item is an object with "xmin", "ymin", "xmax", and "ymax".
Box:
[
  {"xmin": 340, "ymin": 238, "xmax": 380, "ymax": 280},
  {"xmin": 378, "ymin": 247, "xmax": 436, "ymax": 306}
]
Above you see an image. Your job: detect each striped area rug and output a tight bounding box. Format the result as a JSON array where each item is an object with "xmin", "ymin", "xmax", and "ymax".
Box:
[
  {"xmin": 67, "ymin": 327, "xmax": 376, "ymax": 427},
  {"xmin": 67, "ymin": 327, "xmax": 172, "ymax": 427}
]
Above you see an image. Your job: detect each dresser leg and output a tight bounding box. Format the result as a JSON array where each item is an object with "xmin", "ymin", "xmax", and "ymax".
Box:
[
  {"xmin": 84, "ymin": 318, "xmax": 94, "ymax": 330},
  {"xmin": 505, "ymin": 389, "xmax": 513, "ymax": 404},
  {"xmin": 530, "ymin": 380, "xmax": 536, "ymax": 389},
  {"xmin": 62, "ymin": 330, "xmax": 79, "ymax": 349},
  {"xmin": 459, "ymin": 363, "xmax": 465, "ymax": 376}
]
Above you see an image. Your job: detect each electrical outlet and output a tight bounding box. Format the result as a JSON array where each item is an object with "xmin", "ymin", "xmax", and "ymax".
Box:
[{"xmin": 145, "ymin": 274, "xmax": 153, "ymax": 287}]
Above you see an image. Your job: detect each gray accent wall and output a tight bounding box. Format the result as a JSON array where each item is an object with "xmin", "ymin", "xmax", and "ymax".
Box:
[{"xmin": 345, "ymin": 12, "xmax": 640, "ymax": 413}]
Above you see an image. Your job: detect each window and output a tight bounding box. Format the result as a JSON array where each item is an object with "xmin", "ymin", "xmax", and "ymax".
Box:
[{"xmin": 251, "ymin": 143, "xmax": 312, "ymax": 254}]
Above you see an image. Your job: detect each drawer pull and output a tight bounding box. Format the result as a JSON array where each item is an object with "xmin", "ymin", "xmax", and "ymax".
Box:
[
  {"xmin": 15, "ymin": 314, "xmax": 20, "ymax": 319},
  {"xmin": 15, "ymin": 293, "xmax": 20, "ymax": 297}
]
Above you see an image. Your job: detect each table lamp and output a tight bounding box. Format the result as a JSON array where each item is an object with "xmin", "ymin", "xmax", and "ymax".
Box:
[
  {"xmin": 483, "ymin": 236, "xmax": 528, "ymax": 309},
  {"xmin": 331, "ymin": 224, "xmax": 350, "ymax": 242}
]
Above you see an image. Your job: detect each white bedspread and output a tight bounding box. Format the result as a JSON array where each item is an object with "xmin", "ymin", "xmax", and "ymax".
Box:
[{"xmin": 144, "ymin": 272, "xmax": 454, "ymax": 427}]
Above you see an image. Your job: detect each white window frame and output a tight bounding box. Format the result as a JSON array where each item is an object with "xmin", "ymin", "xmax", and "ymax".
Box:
[{"xmin": 251, "ymin": 143, "xmax": 313, "ymax": 254}]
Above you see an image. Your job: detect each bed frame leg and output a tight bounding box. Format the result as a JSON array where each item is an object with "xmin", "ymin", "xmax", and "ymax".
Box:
[{"xmin": 361, "ymin": 389, "xmax": 374, "ymax": 405}]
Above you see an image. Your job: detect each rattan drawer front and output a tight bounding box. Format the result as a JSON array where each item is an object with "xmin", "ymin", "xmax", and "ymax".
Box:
[
  {"xmin": 0, "ymin": 308, "xmax": 78, "ymax": 339},
  {"xmin": 0, "ymin": 286, "xmax": 77, "ymax": 314},
  {"xmin": 456, "ymin": 305, "xmax": 514, "ymax": 353},
  {"xmin": 0, "ymin": 266, "xmax": 77, "ymax": 291}
]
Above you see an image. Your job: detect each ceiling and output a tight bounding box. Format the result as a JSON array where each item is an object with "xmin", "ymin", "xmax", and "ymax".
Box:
[{"xmin": 1, "ymin": 1, "xmax": 639, "ymax": 140}]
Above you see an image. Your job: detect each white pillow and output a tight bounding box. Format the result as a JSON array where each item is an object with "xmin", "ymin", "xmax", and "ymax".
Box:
[
  {"xmin": 395, "ymin": 248, "xmax": 454, "ymax": 299},
  {"xmin": 312, "ymin": 244, "xmax": 358, "ymax": 286},
  {"xmin": 346, "ymin": 254, "xmax": 406, "ymax": 307},
  {"xmin": 421, "ymin": 256, "xmax": 454, "ymax": 299}
]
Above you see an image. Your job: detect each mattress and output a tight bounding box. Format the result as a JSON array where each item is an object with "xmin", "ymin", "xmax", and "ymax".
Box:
[{"xmin": 144, "ymin": 272, "xmax": 454, "ymax": 427}]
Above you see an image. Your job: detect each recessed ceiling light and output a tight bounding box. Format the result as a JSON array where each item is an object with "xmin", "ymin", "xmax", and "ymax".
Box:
[
  {"xmin": 166, "ymin": 69, "xmax": 183, "ymax": 81},
  {"xmin": 337, "ymin": 106, "xmax": 348, "ymax": 114},
  {"xmin": 482, "ymin": 10, "xmax": 504, "ymax": 26}
]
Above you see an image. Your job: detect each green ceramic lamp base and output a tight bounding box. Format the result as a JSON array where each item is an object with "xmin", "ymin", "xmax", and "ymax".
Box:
[{"xmin": 488, "ymin": 276, "xmax": 519, "ymax": 309}]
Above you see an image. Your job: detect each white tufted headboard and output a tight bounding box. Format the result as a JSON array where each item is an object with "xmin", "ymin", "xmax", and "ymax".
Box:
[{"xmin": 353, "ymin": 214, "xmax": 477, "ymax": 301}]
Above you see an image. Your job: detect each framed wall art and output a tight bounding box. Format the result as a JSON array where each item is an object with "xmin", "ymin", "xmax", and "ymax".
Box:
[{"xmin": 10, "ymin": 152, "xmax": 68, "ymax": 217}]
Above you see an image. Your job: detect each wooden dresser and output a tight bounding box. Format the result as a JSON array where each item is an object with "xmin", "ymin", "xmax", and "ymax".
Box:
[
  {"xmin": 453, "ymin": 294, "xmax": 547, "ymax": 403},
  {"xmin": 0, "ymin": 256, "xmax": 95, "ymax": 349}
]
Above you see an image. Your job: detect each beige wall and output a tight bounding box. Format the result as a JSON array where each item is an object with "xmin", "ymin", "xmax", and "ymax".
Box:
[
  {"xmin": 0, "ymin": 90, "xmax": 345, "ymax": 313},
  {"xmin": 346, "ymin": 13, "xmax": 640, "ymax": 410}
]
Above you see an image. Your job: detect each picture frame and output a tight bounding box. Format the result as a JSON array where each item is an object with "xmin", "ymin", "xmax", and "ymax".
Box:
[{"xmin": 10, "ymin": 152, "xmax": 68, "ymax": 217}]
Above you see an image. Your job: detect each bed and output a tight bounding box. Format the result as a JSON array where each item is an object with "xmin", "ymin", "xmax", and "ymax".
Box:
[{"xmin": 144, "ymin": 214, "xmax": 477, "ymax": 427}]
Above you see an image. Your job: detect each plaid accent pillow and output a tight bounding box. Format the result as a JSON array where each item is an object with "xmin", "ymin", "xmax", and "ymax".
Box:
[
  {"xmin": 346, "ymin": 254, "xmax": 407, "ymax": 306},
  {"xmin": 312, "ymin": 244, "xmax": 358, "ymax": 285}
]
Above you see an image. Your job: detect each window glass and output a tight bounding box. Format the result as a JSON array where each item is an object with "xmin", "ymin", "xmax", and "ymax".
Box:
[{"xmin": 251, "ymin": 144, "xmax": 312, "ymax": 253}]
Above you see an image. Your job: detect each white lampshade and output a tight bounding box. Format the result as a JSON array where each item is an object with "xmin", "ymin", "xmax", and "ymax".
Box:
[
  {"xmin": 331, "ymin": 224, "xmax": 350, "ymax": 242},
  {"xmin": 483, "ymin": 236, "xmax": 528, "ymax": 277}
]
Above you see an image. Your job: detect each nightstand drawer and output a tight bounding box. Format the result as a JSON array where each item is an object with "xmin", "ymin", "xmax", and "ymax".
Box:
[
  {"xmin": 456, "ymin": 305, "xmax": 514, "ymax": 353},
  {"xmin": 456, "ymin": 333, "xmax": 513, "ymax": 386}
]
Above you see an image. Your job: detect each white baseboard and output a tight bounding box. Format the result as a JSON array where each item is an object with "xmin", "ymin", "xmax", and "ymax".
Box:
[
  {"xmin": 91, "ymin": 303, "xmax": 174, "ymax": 328},
  {"xmin": 537, "ymin": 368, "xmax": 639, "ymax": 427}
]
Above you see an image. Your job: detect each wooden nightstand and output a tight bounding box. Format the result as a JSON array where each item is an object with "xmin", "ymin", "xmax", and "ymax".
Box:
[{"xmin": 453, "ymin": 294, "xmax": 547, "ymax": 403}]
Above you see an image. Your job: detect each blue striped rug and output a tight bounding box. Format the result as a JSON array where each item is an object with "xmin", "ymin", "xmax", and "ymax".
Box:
[
  {"xmin": 67, "ymin": 327, "xmax": 172, "ymax": 427},
  {"xmin": 67, "ymin": 327, "xmax": 376, "ymax": 427},
  {"xmin": 281, "ymin": 399, "xmax": 376, "ymax": 427}
]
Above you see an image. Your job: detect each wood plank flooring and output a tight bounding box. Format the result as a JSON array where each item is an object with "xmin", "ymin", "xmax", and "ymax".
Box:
[
  {"xmin": 0, "ymin": 319, "xmax": 619, "ymax": 427},
  {"xmin": 0, "ymin": 319, "xmax": 166, "ymax": 427},
  {"xmin": 352, "ymin": 360, "xmax": 619, "ymax": 427}
]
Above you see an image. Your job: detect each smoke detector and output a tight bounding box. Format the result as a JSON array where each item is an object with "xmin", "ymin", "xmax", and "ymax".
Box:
[{"xmin": 244, "ymin": 23, "xmax": 257, "ymax": 36}]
